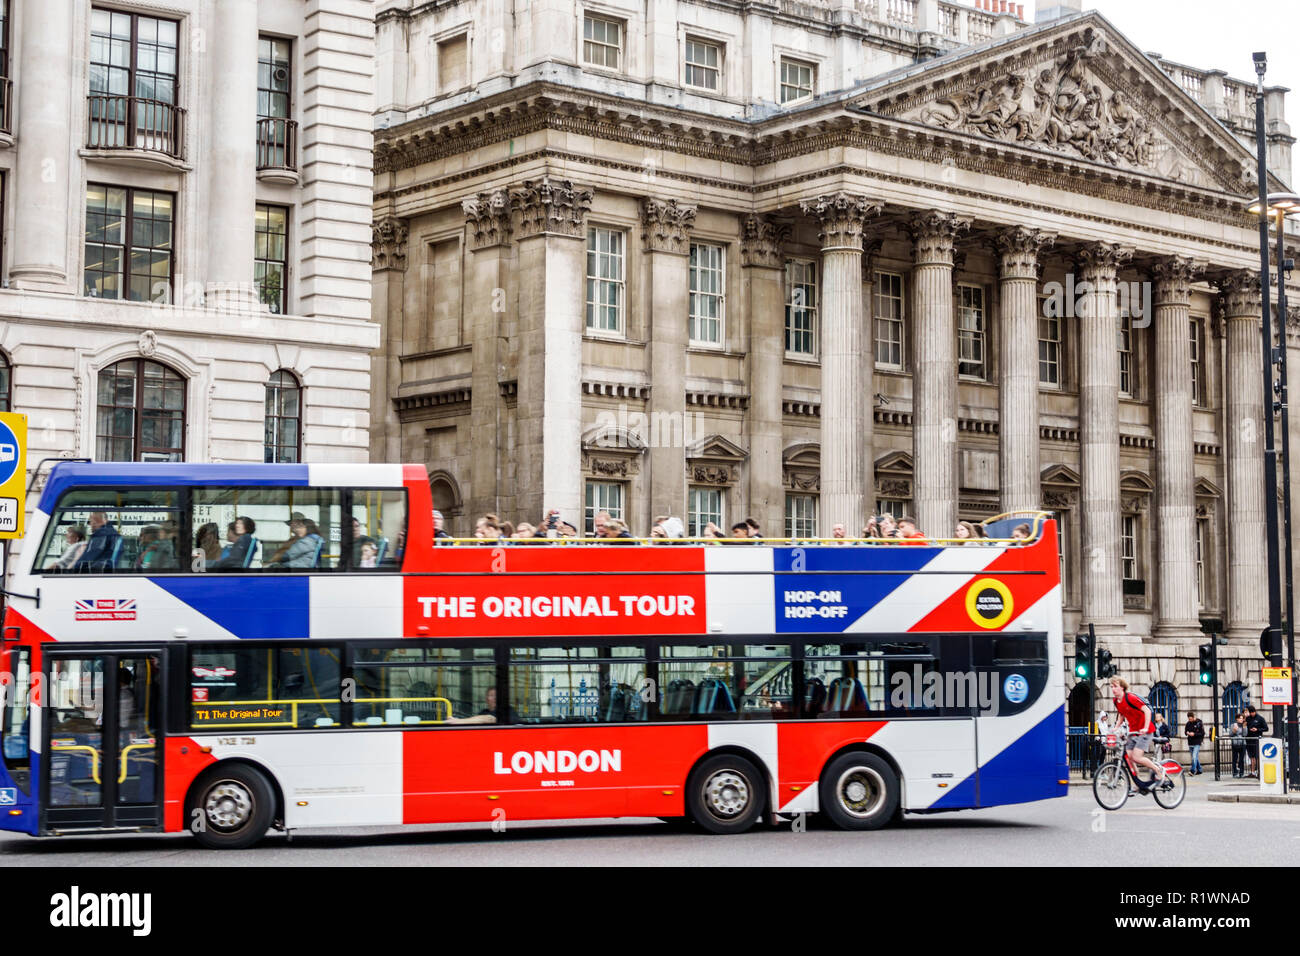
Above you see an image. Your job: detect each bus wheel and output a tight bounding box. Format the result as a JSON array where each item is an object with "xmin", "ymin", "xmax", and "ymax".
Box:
[
  {"xmin": 186, "ymin": 764, "xmax": 275, "ymax": 850},
  {"xmin": 687, "ymin": 754, "xmax": 765, "ymax": 835},
  {"xmin": 819, "ymin": 752, "xmax": 899, "ymax": 831}
]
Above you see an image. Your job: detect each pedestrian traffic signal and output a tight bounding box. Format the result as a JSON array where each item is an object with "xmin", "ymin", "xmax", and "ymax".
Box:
[
  {"xmin": 1074, "ymin": 632, "xmax": 1093, "ymax": 679},
  {"xmin": 1198, "ymin": 643, "xmax": 1214, "ymax": 685},
  {"xmin": 1096, "ymin": 648, "xmax": 1114, "ymax": 679}
]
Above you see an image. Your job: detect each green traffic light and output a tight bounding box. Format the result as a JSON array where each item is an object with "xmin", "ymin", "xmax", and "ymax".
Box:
[
  {"xmin": 1199, "ymin": 672, "xmax": 1212, "ymax": 685},
  {"xmin": 1075, "ymin": 663, "xmax": 1091, "ymax": 678}
]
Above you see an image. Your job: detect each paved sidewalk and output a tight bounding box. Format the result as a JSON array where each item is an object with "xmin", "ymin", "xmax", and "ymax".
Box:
[{"xmin": 1206, "ymin": 779, "xmax": 1300, "ymax": 805}]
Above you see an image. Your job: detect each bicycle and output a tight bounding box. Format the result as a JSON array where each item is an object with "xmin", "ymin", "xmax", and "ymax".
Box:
[{"xmin": 1092, "ymin": 731, "xmax": 1186, "ymax": 810}]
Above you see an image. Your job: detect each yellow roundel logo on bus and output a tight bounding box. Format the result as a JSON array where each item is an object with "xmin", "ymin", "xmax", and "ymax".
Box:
[{"xmin": 965, "ymin": 578, "xmax": 1013, "ymax": 629}]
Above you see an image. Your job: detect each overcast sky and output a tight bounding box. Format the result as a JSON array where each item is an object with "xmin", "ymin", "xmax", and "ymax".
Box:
[{"xmin": 1073, "ymin": 0, "xmax": 1300, "ymax": 100}]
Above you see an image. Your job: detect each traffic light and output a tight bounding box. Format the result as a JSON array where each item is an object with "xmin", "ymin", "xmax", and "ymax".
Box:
[
  {"xmin": 1096, "ymin": 648, "xmax": 1114, "ymax": 679},
  {"xmin": 1074, "ymin": 632, "xmax": 1093, "ymax": 680},
  {"xmin": 1198, "ymin": 643, "xmax": 1214, "ymax": 685},
  {"xmin": 1261, "ymin": 627, "xmax": 1281, "ymax": 662}
]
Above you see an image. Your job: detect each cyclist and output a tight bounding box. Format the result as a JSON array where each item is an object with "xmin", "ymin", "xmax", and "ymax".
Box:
[{"xmin": 1109, "ymin": 675, "xmax": 1166, "ymax": 790}]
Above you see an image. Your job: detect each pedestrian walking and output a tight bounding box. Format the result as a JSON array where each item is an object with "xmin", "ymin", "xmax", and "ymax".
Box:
[
  {"xmin": 1230, "ymin": 713, "xmax": 1247, "ymax": 777},
  {"xmin": 1184, "ymin": 712, "xmax": 1205, "ymax": 775}
]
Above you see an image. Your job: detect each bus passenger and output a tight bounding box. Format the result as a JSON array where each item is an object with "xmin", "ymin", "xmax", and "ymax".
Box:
[
  {"xmin": 1011, "ymin": 522, "xmax": 1033, "ymax": 543},
  {"xmin": 136, "ymin": 524, "xmax": 177, "ymax": 570},
  {"xmin": 196, "ymin": 523, "xmax": 222, "ymax": 564},
  {"xmin": 446, "ymin": 687, "xmax": 518, "ymax": 724},
  {"xmin": 358, "ymin": 541, "xmax": 379, "ymax": 567},
  {"xmin": 266, "ymin": 516, "xmax": 323, "ymax": 569},
  {"xmin": 897, "ymin": 516, "xmax": 927, "ymax": 545},
  {"xmin": 955, "ymin": 521, "xmax": 980, "ymax": 543},
  {"xmin": 75, "ymin": 512, "xmax": 121, "ymax": 571},
  {"xmin": 213, "ymin": 517, "xmax": 257, "ymax": 569},
  {"xmin": 52, "ymin": 526, "xmax": 88, "ymax": 570}
]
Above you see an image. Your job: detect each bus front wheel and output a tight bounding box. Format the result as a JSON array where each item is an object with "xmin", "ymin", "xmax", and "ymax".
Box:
[
  {"xmin": 819, "ymin": 752, "xmax": 899, "ymax": 830},
  {"xmin": 186, "ymin": 763, "xmax": 276, "ymax": 850},
  {"xmin": 687, "ymin": 754, "xmax": 766, "ymax": 835}
]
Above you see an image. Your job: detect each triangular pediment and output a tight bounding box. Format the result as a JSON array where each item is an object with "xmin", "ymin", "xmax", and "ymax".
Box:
[
  {"xmin": 687, "ymin": 434, "xmax": 748, "ymax": 462},
  {"xmin": 1041, "ymin": 464, "xmax": 1080, "ymax": 486},
  {"xmin": 849, "ymin": 14, "xmax": 1257, "ymax": 194},
  {"xmin": 875, "ymin": 450, "xmax": 914, "ymax": 475}
]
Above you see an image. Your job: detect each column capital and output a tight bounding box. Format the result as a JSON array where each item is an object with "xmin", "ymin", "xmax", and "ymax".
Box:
[
  {"xmin": 909, "ymin": 210, "xmax": 971, "ymax": 267},
  {"xmin": 371, "ymin": 216, "xmax": 409, "ymax": 272},
  {"xmin": 799, "ymin": 193, "xmax": 883, "ymax": 250},
  {"xmin": 462, "ymin": 189, "xmax": 512, "ymax": 250},
  {"xmin": 1217, "ymin": 269, "xmax": 1262, "ymax": 318},
  {"xmin": 510, "ymin": 178, "xmax": 593, "ymax": 240},
  {"xmin": 1151, "ymin": 255, "xmax": 1204, "ymax": 305},
  {"xmin": 641, "ymin": 198, "xmax": 697, "ymax": 255},
  {"xmin": 740, "ymin": 214, "xmax": 791, "ymax": 269},
  {"xmin": 995, "ymin": 226, "xmax": 1056, "ymax": 279},
  {"xmin": 1075, "ymin": 241, "xmax": 1134, "ymax": 281}
]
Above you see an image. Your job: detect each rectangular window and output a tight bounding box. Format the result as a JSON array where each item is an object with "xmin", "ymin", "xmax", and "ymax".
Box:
[
  {"xmin": 586, "ymin": 227, "xmax": 625, "ymax": 334},
  {"xmin": 687, "ymin": 486, "xmax": 723, "ymax": 537},
  {"xmin": 350, "ymin": 489, "xmax": 408, "ymax": 570},
  {"xmin": 875, "ymin": 271, "xmax": 905, "ymax": 369},
  {"xmin": 659, "ymin": 644, "xmax": 794, "ymax": 720},
  {"xmin": 256, "ymin": 35, "xmax": 293, "ymax": 170},
  {"xmin": 689, "ymin": 242, "xmax": 725, "ymax": 346},
  {"xmin": 785, "ymin": 494, "xmax": 818, "ymax": 538},
  {"xmin": 876, "ymin": 498, "xmax": 908, "ymax": 519},
  {"xmin": 779, "ymin": 57, "xmax": 814, "ymax": 103},
  {"xmin": 1196, "ymin": 517, "xmax": 1207, "ymax": 607},
  {"xmin": 1190, "ymin": 317, "xmax": 1204, "ymax": 407},
  {"xmin": 84, "ymin": 184, "xmax": 174, "ymax": 301},
  {"xmin": 583, "ymin": 14, "xmax": 622, "ymax": 70},
  {"xmin": 189, "ymin": 644, "xmax": 342, "ymax": 730},
  {"xmin": 1038, "ymin": 305, "xmax": 1061, "ymax": 387},
  {"xmin": 0, "ymin": 2, "xmax": 11, "ymax": 135},
  {"xmin": 255, "ymin": 204, "xmax": 289, "ymax": 315},
  {"xmin": 1121, "ymin": 515, "xmax": 1138, "ymax": 580},
  {"xmin": 509, "ymin": 645, "xmax": 647, "ymax": 723},
  {"xmin": 437, "ymin": 33, "xmax": 468, "ymax": 91},
  {"xmin": 36, "ymin": 487, "xmax": 182, "ymax": 573},
  {"xmin": 957, "ymin": 284, "xmax": 986, "ymax": 379},
  {"xmin": 353, "ymin": 645, "xmax": 494, "ymax": 725},
  {"xmin": 684, "ymin": 38, "xmax": 720, "ymax": 91},
  {"xmin": 88, "ymin": 9, "xmax": 179, "ymax": 152},
  {"xmin": 1117, "ymin": 312, "xmax": 1132, "ymax": 397},
  {"xmin": 191, "ymin": 487, "xmax": 343, "ymax": 571},
  {"xmin": 584, "ymin": 481, "xmax": 625, "ymax": 535},
  {"xmin": 785, "ymin": 258, "xmax": 817, "ymax": 356},
  {"xmin": 1056, "ymin": 513, "xmax": 1068, "ymax": 603}
]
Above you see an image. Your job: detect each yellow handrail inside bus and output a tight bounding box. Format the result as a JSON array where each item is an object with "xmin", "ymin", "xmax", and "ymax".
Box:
[
  {"xmin": 118, "ymin": 742, "xmax": 156, "ymax": 783},
  {"xmin": 50, "ymin": 743, "xmax": 101, "ymax": 785}
]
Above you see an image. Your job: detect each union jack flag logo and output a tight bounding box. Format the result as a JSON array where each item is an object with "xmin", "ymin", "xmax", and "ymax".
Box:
[{"xmin": 74, "ymin": 598, "xmax": 137, "ymax": 620}]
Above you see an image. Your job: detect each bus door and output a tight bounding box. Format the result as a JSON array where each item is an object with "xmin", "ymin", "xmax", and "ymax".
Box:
[{"xmin": 42, "ymin": 650, "xmax": 165, "ymax": 832}]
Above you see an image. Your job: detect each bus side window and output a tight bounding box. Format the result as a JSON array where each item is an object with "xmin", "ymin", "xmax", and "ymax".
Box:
[
  {"xmin": 349, "ymin": 489, "xmax": 407, "ymax": 570},
  {"xmin": 36, "ymin": 489, "xmax": 183, "ymax": 574}
]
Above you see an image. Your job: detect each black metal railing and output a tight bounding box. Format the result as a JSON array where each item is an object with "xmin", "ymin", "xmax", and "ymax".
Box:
[
  {"xmin": 0, "ymin": 77, "xmax": 12, "ymax": 135},
  {"xmin": 256, "ymin": 116, "xmax": 298, "ymax": 172},
  {"xmin": 86, "ymin": 94, "xmax": 185, "ymax": 159}
]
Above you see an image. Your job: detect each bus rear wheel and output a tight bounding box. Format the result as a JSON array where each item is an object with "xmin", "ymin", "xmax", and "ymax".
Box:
[
  {"xmin": 687, "ymin": 754, "xmax": 765, "ymax": 835},
  {"xmin": 819, "ymin": 752, "xmax": 899, "ymax": 830},
  {"xmin": 186, "ymin": 764, "xmax": 275, "ymax": 850}
]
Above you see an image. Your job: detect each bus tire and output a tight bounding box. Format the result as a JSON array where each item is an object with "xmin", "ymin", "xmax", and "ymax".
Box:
[
  {"xmin": 819, "ymin": 752, "xmax": 899, "ymax": 831},
  {"xmin": 186, "ymin": 763, "xmax": 275, "ymax": 850},
  {"xmin": 687, "ymin": 754, "xmax": 765, "ymax": 835}
]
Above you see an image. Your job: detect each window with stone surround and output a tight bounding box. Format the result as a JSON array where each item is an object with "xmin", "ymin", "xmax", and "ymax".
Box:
[
  {"xmin": 0, "ymin": 350, "xmax": 10, "ymax": 413},
  {"xmin": 255, "ymin": 203, "xmax": 289, "ymax": 315},
  {"xmin": 784, "ymin": 258, "xmax": 817, "ymax": 357},
  {"xmin": 96, "ymin": 358, "xmax": 185, "ymax": 462},
  {"xmin": 584, "ymin": 480, "xmax": 625, "ymax": 535},
  {"xmin": 583, "ymin": 14, "xmax": 622, "ymax": 71},
  {"xmin": 784, "ymin": 494, "xmax": 817, "ymax": 538},
  {"xmin": 1190, "ymin": 316, "xmax": 1205, "ymax": 407},
  {"xmin": 1038, "ymin": 298, "xmax": 1061, "ymax": 388},
  {"xmin": 687, "ymin": 486, "xmax": 723, "ymax": 537},
  {"xmin": 1117, "ymin": 311, "xmax": 1134, "ymax": 397},
  {"xmin": 957, "ymin": 283, "xmax": 986, "ymax": 380},
  {"xmin": 84, "ymin": 184, "xmax": 174, "ymax": 302},
  {"xmin": 1196, "ymin": 513, "xmax": 1207, "ymax": 608},
  {"xmin": 1121, "ymin": 514, "xmax": 1138, "ymax": 581},
  {"xmin": 689, "ymin": 242, "xmax": 725, "ymax": 346},
  {"xmin": 256, "ymin": 35, "xmax": 294, "ymax": 170},
  {"xmin": 264, "ymin": 369, "xmax": 302, "ymax": 463},
  {"xmin": 88, "ymin": 9, "xmax": 179, "ymax": 153},
  {"xmin": 684, "ymin": 37, "xmax": 720, "ymax": 91},
  {"xmin": 437, "ymin": 33, "xmax": 468, "ymax": 91},
  {"xmin": 779, "ymin": 57, "xmax": 814, "ymax": 103},
  {"xmin": 876, "ymin": 498, "xmax": 909, "ymax": 519},
  {"xmin": 875, "ymin": 271, "xmax": 905, "ymax": 370},
  {"xmin": 586, "ymin": 227, "xmax": 625, "ymax": 334},
  {"xmin": 0, "ymin": 1, "xmax": 10, "ymax": 133}
]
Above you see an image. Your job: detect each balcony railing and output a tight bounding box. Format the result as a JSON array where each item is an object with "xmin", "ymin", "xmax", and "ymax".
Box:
[
  {"xmin": 86, "ymin": 94, "xmax": 185, "ymax": 159},
  {"xmin": 0, "ymin": 77, "xmax": 11, "ymax": 136},
  {"xmin": 256, "ymin": 117, "xmax": 299, "ymax": 173}
]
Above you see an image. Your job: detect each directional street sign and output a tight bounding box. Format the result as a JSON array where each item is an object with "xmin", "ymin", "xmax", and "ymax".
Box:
[
  {"xmin": 1261, "ymin": 667, "xmax": 1294, "ymax": 706},
  {"xmin": 0, "ymin": 412, "xmax": 26, "ymax": 539}
]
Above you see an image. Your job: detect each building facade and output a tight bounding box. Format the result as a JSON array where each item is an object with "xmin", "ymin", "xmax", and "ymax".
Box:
[
  {"xmin": 371, "ymin": 0, "xmax": 1299, "ymax": 723},
  {"xmin": 0, "ymin": 0, "xmax": 378, "ymax": 508}
]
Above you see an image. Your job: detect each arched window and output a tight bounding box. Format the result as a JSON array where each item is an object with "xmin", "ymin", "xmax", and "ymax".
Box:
[
  {"xmin": 0, "ymin": 351, "xmax": 10, "ymax": 413},
  {"xmin": 96, "ymin": 359, "xmax": 185, "ymax": 461},
  {"xmin": 1222, "ymin": 681, "xmax": 1248, "ymax": 726},
  {"xmin": 264, "ymin": 370, "xmax": 301, "ymax": 463},
  {"xmin": 1149, "ymin": 681, "xmax": 1178, "ymax": 731}
]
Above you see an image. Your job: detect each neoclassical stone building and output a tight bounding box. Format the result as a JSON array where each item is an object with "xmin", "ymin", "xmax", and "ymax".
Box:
[
  {"xmin": 0, "ymin": 0, "xmax": 378, "ymax": 492},
  {"xmin": 371, "ymin": 0, "xmax": 1299, "ymax": 714}
]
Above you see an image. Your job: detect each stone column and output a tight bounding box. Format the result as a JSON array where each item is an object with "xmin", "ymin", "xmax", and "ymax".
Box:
[
  {"xmin": 642, "ymin": 199, "xmax": 697, "ymax": 521},
  {"xmin": 1152, "ymin": 256, "xmax": 1204, "ymax": 639},
  {"xmin": 996, "ymin": 227, "xmax": 1055, "ymax": 513},
  {"xmin": 909, "ymin": 210, "xmax": 971, "ymax": 539},
  {"xmin": 510, "ymin": 179, "xmax": 591, "ymax": 524},
  {"xmin": 463, "ymin": 190, "xmax": 514, "ymax": 519},
  {"xmin": 743, "ymin": 215, "xmax": 792, "ymax": 536},
  {"xmin": 205, "ymin": 0, "xmax": 260, "ymax": 309},
  {"xmin": 369, "ymin": 216, "xmax": 408, "ymax": 463},
  {"xmin": 800, "ymin": 194, "xmax": 883, "ymax": 535},
  {"xmin": 1077, "ymin": 242, "xmax": 1133, "ymax": 637},
  {"xmin": 8, "ymin": 0, "xmax": 74, "ymax": 291},
  {"xmin": 1220, "ymin": 270, "xmax": 1269, "ymax": 642}
]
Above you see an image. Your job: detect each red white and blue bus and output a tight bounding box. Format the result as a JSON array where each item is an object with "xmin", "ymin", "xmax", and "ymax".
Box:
[{"xmin": 0, "ymin": 462, "xmax": 1066, "ymax": 848}]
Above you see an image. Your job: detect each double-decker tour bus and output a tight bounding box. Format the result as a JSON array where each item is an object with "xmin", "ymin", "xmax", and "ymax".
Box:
[{"xmin": 0, "ymin": 462, "xmax": 1066, "ymax": 848}]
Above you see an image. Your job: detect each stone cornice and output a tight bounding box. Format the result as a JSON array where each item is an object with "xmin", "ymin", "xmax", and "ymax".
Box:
[
  {"xmin": 1217, "ymin": 269, "xmax": 1262, "ymax": 318},
  {"xmin": 462, "ymin": 189, "xmax": 512, "ymax": 249},
  {"xmin": 740, "ymin": 214, "xmax": 791, "ymax": 269},
  {"xmin": 509, "ymin": 178, "xmax": 593, "ymax": 239},
  {"xmin": 798, "ymin": 192, "xmax": 884, "ymax": 250},
  {"xmin": 641, "ymin": 198, "xmax": 697, "ymax": 255},
  {"xmin": 371, "ymin": 216, "xmax": 409, "ymax": 272},
  {"xmin": 1151, "ymin": 255, "xmax": 1205, "ymax": 306},
  {"xmin": 996, "ymin": 226, "xmax": 1056, "ymax": 279},
  {"xmin": 909, "ymin": 210, "xmax": 971, "ymax": 267}
]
